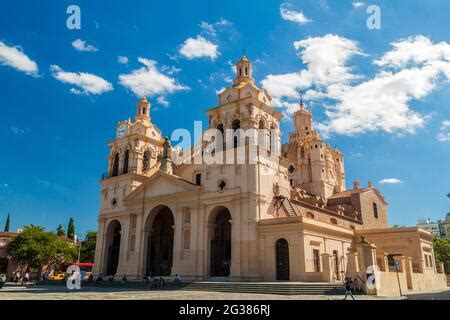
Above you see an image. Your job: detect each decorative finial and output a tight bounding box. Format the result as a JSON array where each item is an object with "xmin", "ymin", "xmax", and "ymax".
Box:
[{"xmin": 299, "ymin": 92, "xmax": 304, "ymax": 110}]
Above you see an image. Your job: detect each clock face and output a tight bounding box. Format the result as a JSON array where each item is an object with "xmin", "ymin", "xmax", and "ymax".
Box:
[{"xmin": 117, "ymin": 125, "xmax": 127, "ymax": 138}]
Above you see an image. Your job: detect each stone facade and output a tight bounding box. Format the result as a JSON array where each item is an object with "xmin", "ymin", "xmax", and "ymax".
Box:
[{"xmin": 93, "ymin": 55, "xmax": 447, "ymax": 295}]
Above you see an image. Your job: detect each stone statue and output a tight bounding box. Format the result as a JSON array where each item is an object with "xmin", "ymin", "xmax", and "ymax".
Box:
[
  {"xmin": 273, "ymin": 182, "xmax": 280, "ymax": 197},
  {"xmin": 162, "ymin": 136, "xmax": 172, "ymax": 159}
]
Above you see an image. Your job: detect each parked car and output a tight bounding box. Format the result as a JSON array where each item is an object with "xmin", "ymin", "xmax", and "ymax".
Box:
[{"xmin": 50, "ymin": 273, "xmax": 66, "ymax": 281}]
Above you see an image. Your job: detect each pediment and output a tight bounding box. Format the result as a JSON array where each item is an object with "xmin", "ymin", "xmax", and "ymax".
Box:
[{"xmin": 124, "ymin": 171, "xmax": 199, "ymax": 202}]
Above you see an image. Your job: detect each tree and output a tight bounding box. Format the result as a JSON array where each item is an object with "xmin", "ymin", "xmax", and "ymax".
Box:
[
  {"xmin": 67, "ymin": 218, "xmax": 75, "ymax": 240},
  {"xmin": 4, "ymin": 213, "xmax": 10, "ymax": 232},
  {"xmin": 433, "ymin": 237, "xmax": 450, "ymax": 272},
  {"xmin": 8, "ymin": 225, "xmax": 77, "ymax": 275},
  {"xmin": 56, "ymin": 224, "xmax": 66, "ymax": 237},
  {"xmin": 80, "ymin": 231, "xmax": 97, "ymax": 263}
]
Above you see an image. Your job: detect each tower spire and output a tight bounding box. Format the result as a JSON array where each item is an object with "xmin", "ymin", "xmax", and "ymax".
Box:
[
  {"xmin": 299, "ymin": 92, "xmax": 304, "ymax": 110},
  {"xmin": 234, "ymin": 53, "xmax": 253, "ymax": 85},
  {"xmin": 135, "ymin": 96, "xmax": 151, "ymax": 122}
]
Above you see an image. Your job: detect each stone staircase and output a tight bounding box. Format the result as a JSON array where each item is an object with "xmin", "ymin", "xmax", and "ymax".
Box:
[
  {"xmin": 281, "ymin": 198, "xmax": 300, "ymax": 217},
  {"xmin": 181, "ymin": 281, "xmax": 346, "ymax": 295}
]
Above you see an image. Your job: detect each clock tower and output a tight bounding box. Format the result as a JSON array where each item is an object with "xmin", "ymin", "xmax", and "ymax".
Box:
[{"xmin": 99, "ymin": 97, "xmax": 165, "ymax": 214}]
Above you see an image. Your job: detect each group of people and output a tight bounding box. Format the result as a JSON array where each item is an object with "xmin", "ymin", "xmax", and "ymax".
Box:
[
  {"xmin": 13, "ymin": 271, "xmax": 30, "ymax": 285},
  {"xmin": 142, "ymin": 273, "xmax": 182, "ymax": 289},
  {"xmin": 92, "ymin": 273, "xmax": 181, "ymax": 289}
]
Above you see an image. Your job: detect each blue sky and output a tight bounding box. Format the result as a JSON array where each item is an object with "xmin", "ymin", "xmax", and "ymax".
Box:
[{"xmin": 0, "ymin": 0, "xmax": 449, "ymax": 236}]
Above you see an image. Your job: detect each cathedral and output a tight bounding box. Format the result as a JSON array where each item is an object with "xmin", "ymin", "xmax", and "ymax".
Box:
[{"xmin": 93, "ymin": 55, "xmax": 447, "ymax": 295}]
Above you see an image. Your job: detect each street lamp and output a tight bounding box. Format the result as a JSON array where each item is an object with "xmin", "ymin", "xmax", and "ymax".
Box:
[
  {"xmin": 74, "ymin": 234, "xmax": 82, "ymax": 263},
  {"xmin": 387, "ymin": 253, "xmax": 403, "ymax": 297}
]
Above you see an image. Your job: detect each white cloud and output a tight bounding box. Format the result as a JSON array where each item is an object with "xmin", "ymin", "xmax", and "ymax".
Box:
[
  {"xmin": 441, "ymin": 120, "xmax": 450, "ymax": 129},
  {"xmin": 11, "ymin": 126, "xmax": 27, "ymax": 135},
  {"xmin": 118, "ymin": 56, "xmax": 129, "ymax": 64},
  {"xmin": 437, "ymin": 119, "xmax": 450, "ymax": 142},
  {"xmin": 262, "ymin": 34, "xmax": 363, "ymax": 111},
  {"xmin": 352, "ymin": 2, "xmax": 367, "ymax": 8},
  {"xmin": 261, "ymin": 34, "xmax": 450, "ymax": 136},
  {"xmin": 280, "ymin": 3, "xmax": 313, "ymax": 25},
  {"xmin": 0, "ymin": 41, "xmax": 38, "ymax": 76},
  {"xmin": 436, "ymin": 132, "xmax": 450, "ymax": 142},
  {"xmin": 379, "ymin": 178, "xmax": 403, "ymax": 184},
  {"xmin": 161, "ymin": 65, "xmax": 181, "ymax": 75},
  {"xmin": 199, "ymin": 18, "xmax": 231, "ymax": 37},
  {"xmin": 50, "ymin": 65, "xmax": 113, "ymax": 95},
  {"xmin": 156, "ymin": 96, "xmax": 169, "ymax": 107},
  {"xmin": 179, "ymin": 36, "xmax": 219, "ymax": 60},
  {"xmin": 118, "ymin": 57, "xmax": 188, "ymax": 97},
  {"xmin": 72, "ymin": 39, "xmax": 98, "ymax": 52}
]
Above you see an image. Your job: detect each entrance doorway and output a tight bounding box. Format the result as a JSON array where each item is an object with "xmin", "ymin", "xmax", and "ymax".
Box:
[
  {"xmin": 106, "ymin": 220, "xmax": 121, "ymax": 276},
  {"xmin": 145, "ymin": 206, "xmax": 174, "ymax": 276},
  {"xmin": 276, "ymin": 238, "xmax": 290, "ymax": 280},
  {"xmin": 210, "ymin": 208, "xmax": 231, "ymax": 277}
]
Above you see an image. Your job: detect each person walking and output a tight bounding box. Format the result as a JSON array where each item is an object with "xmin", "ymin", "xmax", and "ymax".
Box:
[
  {"xmin": 15, "ymin": 272, "xmax": 20, "ymax": 283},
  {"xmin": 24, "ymin": 271, "xmax": 30, "ymax": 284},
  {"xmin": 343, "ymin": 277, "xmax": 355, "ymax": 300},
  {"xmin": 174, "ymin": 274, "xmax": 182, "ymax": 287}
]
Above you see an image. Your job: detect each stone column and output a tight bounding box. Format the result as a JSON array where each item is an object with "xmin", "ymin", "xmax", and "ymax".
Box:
[
  {"xmin": 356, "ymin": 242, "xmax": 377, "ymax": 272},
  {"xmin": 346, "ymin": 249, "xmax": 359, "ymax": 276},
  {"xmin": 321, "ymin": 253, "xmax": 333, "ymax": 282},
  {"xmin": 229, "ymin": 201, "xmax": 242, "ymax": 281},
  {"xmin": 92, "ymin": 218, "xmax": 106, "ymax": 276},
  {"xmin": 171, "ymin": 206, "xmax": 183, "ymax": 276},
  {"xmin": 193, "ymin": 205, "xmax": 205, "ymax": 280},
  {"xmin": 116, "ymin": 218, "xmax": 129, "ymax": 276},
  {"xmin": 405, "ymin": 256, "xmax": 413, "ymax": 290}
]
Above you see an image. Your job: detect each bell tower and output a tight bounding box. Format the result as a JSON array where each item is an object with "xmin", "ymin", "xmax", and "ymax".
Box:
[
  {"xmin": 135, "ymin": 96, "xmax": 151, "ymax": 122},
  {"xmin": 233, "ymin": 54, "xmax": 254, "ymax": 86}
]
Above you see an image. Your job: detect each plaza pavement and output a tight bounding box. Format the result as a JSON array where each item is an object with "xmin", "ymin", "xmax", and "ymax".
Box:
[{"xmin": 0, "ymin": 283, "xmax": 403, "ymax": 300}]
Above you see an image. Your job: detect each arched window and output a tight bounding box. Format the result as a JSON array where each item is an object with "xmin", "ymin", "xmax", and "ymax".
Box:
[
  {"xmin": 232, "ymin": 119, "xmax": 240, "ymax": 148},
  {"xmin": 112, "ymin": 153, "xmax": 120, "ymax": 177},
  {"xmin": 258, "ymin": 120, "xmax": 265, "ymax": 151},
  {"xmin": 142, "ymin": 150, "xmax": 150, "ymax": 172},
  {"xmin": 258, "ymin": 120, "xmax": 265, "ymax": 129},
  {"xmin": 216, "ymin": 123, "xmax": 224, "ymax": 150},
  {"xmin": 288, "ymin": 165, "xmax": 295, "ymax": 174},
  {"xmin": 123, "ymin": 150, "xmax": 129, "ymax": 174},
  {"xmin": 269, "ymin": 125, "xmax": 276, "ymax": 154}
]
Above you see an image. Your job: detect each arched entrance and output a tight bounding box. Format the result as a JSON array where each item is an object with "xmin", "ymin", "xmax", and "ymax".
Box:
[
  {"xmin": 105, "ymin": 220, "xmax": 121, "ymax": 276},
  {"xmin": 276, "ymin": 238, "xmax": 290, "ymax": 280},
  {"xmin": 209, "ymin": 207, "xmax": 232, "ymax": 277},
  {"xmin": 144, "ymin": 206, "xmax": 175, "ymax": 276}
]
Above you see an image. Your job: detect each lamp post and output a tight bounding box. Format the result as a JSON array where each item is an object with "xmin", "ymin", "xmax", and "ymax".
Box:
[
  {"xmin": 74, "ymin": 234, "xmax": 82, "ymax": 263},
  {"xmin": 387, "ymin": 253, "xmax": 403, "ymax": 297}
]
